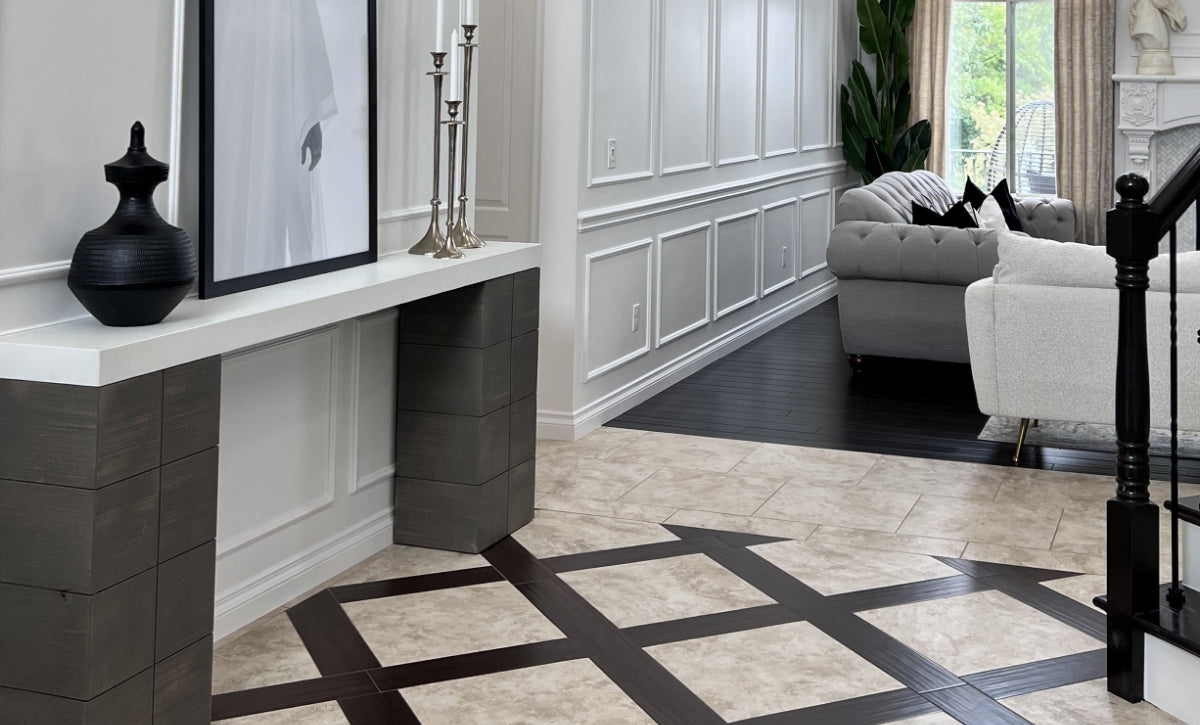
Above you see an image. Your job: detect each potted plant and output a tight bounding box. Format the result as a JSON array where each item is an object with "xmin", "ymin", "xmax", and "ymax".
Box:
[{"xmin": 840, "ymin": 0, "xmax": 931, "ymax": 183}]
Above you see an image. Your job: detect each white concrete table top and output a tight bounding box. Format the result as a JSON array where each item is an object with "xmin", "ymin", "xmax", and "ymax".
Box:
[{"xmin": 0, "ymin": 242, "xmax": 540, "ymax": 386}]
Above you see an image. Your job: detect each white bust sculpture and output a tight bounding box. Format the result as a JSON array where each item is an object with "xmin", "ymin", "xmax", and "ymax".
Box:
[{"xmin": 1131, "ymin": 0, "xmax": 1188, "ymax": 75}]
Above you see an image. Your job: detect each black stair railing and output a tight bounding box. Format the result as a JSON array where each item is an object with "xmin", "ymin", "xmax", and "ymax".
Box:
[{"xmin": 1105, "ymin": 141, "xmax": 1200, "ymax": 703}]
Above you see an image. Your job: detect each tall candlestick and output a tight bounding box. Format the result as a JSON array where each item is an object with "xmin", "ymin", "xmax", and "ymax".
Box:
[
  {"xmin": 408, "ymin": 52, "xmax": 450, "ymax": 256},
  {"xmin": 451, "ymin": 24, "xmax": 483, "ymax": 249},
  {"xmin": 435, "ymin": 101, "xmax": 465, "ymax": 260}
]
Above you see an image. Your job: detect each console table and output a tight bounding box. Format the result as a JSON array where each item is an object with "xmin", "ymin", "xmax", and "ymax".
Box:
[{"xmin": 0, "ymin": 242, "xmax": 540, "ymax": 724}]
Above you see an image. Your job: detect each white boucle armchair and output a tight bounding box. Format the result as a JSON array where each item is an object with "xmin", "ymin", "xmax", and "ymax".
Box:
[{"xmin": 965, "ymin": 234, "xmax": 1200, "ymax": 461}]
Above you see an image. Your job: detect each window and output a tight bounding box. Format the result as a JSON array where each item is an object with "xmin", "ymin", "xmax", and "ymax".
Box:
[{"xmin": 946, "ymin": 0, "xmax": 1056, "ymax": 195}]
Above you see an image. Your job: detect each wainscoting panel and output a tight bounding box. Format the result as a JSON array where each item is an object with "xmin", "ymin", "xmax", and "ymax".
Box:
[
  {"xmin": 588, "ymin": 0, "xmax": 656, "ymax": 186},
  {"xmin": 656, "ymin": 222, "xmax": 712, "ymax": 347},
  {"xmin": 715, "ymin": 209, "xmax": 761, "ymax": 318},
  {"xmin": 800, "ymin": 0, "xmax": 834, "ymax": 150},
  {"xmin": 834, "ymin": 0, "xmax": 856, "ymax": 147},
  {"xmin": 216, "ymin": 328, "xmax": 340, "ymax": 554},
  {"xmin": 763, "ymin": 0, "xmax": 800, "ymax": 157},
  {"xmin": 761, "ymin": 197, "xmax": 799, "ymax": 297},
  {"xmin": 585, "ymin": 240, "xmax": 654, "ymax": 380},
  {"xmin": 353, "ymin": 310, "xmax": 398, "ymax": 494},
  {"xmin": 716, "ymin": 0, "xmax": 761, "ymax": 166},
  {"xmin": 660, "ymin": 0, "xmax": 715, "ymax": 175},
  {"xmin": 800, "ymin": 190, "xmax": 833, "ymax": 278}
]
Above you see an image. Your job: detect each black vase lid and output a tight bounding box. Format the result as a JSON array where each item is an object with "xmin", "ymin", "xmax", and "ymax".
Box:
[{"xmin": 105, "ymin": 122, "xmax": 169, "ymax": 185}]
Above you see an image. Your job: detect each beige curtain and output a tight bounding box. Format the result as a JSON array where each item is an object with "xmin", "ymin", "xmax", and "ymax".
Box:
[
  {"xmin": 1055, "ymin": 1, "xmax": 1115, "ymax": 244},
  {"xmin": 909, "ymin": 0, "xmax": 954, "ymax": 178}
]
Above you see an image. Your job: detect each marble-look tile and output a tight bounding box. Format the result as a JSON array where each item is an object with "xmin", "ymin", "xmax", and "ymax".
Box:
[
  {"xmin": 1041, "ymin": 574, "xmax": 1106, "ymax": 611},
  {"xmin": 1002, "ymin": 679, "xmax": 1183, "ymax": 724},
  {"xmin": 403, "ymin": 658, "xmax": 655, "ymax": 725},
  {"xmin": 342, "ymin": 581, "xmax": 563, "ymax": 666},
  {"xmin": 559, "ymin": 554, "xmax": 776, "ymax": 627},
  {"xmin": 219, "ymin": 701, "xmax": 348, "ymax": 724},
  {"xmin": 212, "ymin": 612, "xmax": 320, "ymax": 694},
  {"xmin": 859, "ymin": 590, "xmax": 1101, "ymax": 674},
  {"xmin": 807, "ymin": 525, "xmax": 967, "ymax": 559},
  {"xmin": 663, "ymin": 509, "xmax": 817, "ymax": 541},
  {"xmin": 536, "ymin": 427, "xmax": 650, "ymax": 460},
  {"xmin": 889, "ymin": 713, "xmax": 961, "ymax": 725},
  {"xmin": 620, "ymin": 467, "xmax": 787, "ymax": 515},
  {"xmin": 960, "ymin": 542, "xmax": 1106, "ymax": 576},
  {"xmin": 535, "ymin": 494, "xmax": 677, "ymax": 523},
  {"xmin": 755, "ymin": 483, "xmax": 920, "ymax": 533},
  {"xmin": 896, "ymin": 495, "xmax": 1063, "ymax": 549},
  {"xmin": 606, "ymin": 432, "xmax": 760, "ymax": 473},
  {"xmin": 855, "ymin": 456, "xmax": 1007, "ymax": 501},
  {"xmin": 1051, "ymin": 507, "xmax": 1106, "ymax": 557},
  {"xmin": 331, "ymin": 545, "xmax": 486, "ymax": 587},
  {"xmin": 512, "ymin": 509, "xmax": 679, "ymax": 558},
  {"xmin": 733, "ymin": 443, "xmax": 880, "ymax": 486},
  {"xmin": 750, "ymin": 540, "xmax": 963, "ymax": 595},
  {"xmin": 647, "ymin": 622, "xmax": 901, "ymax": 721},
  {"xmin": 535, "ymin": 456, "xmax": 660, "ymax": 501},
  {"xmin": 993, "ymin": 469, "xmax": 1115, "ymax": 508}
]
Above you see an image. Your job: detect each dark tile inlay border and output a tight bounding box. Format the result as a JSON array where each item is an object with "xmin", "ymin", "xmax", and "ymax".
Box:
[
  {"xmin": 484, "ymin": 537, "xmax": 726, "ymax": 725},
  {"xmin": 214, "ymin": 524, "xmax": 1114, "ymax": 724}
]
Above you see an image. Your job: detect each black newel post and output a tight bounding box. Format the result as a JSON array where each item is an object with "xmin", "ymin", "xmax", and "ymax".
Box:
[{"xmin": 1105, "ymin": 174, "xmax": 1161, "ymax": 702}]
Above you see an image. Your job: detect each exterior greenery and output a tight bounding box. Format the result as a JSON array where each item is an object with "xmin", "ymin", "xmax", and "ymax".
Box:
[{"xmin": 839, "ymin": 0, "xmax": 931, "ymax": 184}]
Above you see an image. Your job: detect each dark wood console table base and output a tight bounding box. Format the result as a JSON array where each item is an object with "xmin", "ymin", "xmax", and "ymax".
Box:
[{"xmin": 0, "ymin": 269, "xmax": 539, "ymax": 723}]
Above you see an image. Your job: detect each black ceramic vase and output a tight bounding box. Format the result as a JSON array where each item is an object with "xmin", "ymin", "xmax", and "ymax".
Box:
[{"xmin": 68, "ymin": 122, "xmax": 196, "ymax": 326}]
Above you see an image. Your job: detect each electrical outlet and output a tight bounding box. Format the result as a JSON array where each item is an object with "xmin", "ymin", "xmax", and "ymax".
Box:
[
  {"xmin": 631, "ymin": 303, "xmax": 640, "ymax": 332},
  {"xmin": 607, "ymin": 139, "xmax": 617, "ymax": 169},
  {"xmin": 781, "ymin": 246, "xmax": 788, "ymax": 268}
]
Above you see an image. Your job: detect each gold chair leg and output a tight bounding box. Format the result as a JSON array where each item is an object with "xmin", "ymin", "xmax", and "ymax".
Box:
[{"xmin": 1013, "ymin": 417, "xmax": 1031, "ymax": 464}]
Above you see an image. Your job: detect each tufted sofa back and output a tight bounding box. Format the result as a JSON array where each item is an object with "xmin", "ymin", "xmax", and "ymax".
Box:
[{"xmin": 835, "ymin": 170, "xmax": 957, "ymax": 224}]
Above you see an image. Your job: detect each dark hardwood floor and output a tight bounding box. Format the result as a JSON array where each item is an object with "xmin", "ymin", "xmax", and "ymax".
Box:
[{"xmin": 609, "ymin": 298, "xmax": 1200, "ymax": 483}]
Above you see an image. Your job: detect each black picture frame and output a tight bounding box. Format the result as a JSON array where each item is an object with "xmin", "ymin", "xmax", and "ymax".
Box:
[{"xmin": 200, "ymin": 0, "xmax": 378, "ymax": 299}]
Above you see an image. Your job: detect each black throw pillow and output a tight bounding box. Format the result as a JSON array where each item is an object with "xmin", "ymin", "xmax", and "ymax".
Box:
[
  {"xmin": 963, "ymin": 177, "xmax": 1023, "ymax": 233},
  {"xmin": 911, "ymin": 199, "xmax": 978, "ymax": 229}
]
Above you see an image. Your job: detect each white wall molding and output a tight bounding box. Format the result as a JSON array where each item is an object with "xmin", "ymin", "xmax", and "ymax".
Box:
[
  {"xmin": 800, "ymin": 188, "xmax": 833, "ymax": 278},
  {"xmin": 378, "ymin": 205, "xmax": 434, "ymax": 225},
  {"xmin": 166, "ymin": 0, "xmax": 187, "ymax": 224},
  {"xmin": 217, "ymin": 326, "xmax": 342, "ymax": 558},
  {"xmin": 715, "ymin": 0, "xmax": 764, "ymax": 166},
  {"xmin": 714, "ymin": 208, "xmax": 762, "ymax": 319},
  {"xmin": 0, "ymin": 260, "xmax": 72, "ymax": 288},
  {"xmin": 760, "ymin": 196, "xmax": 799, "ymax": 298},
  {"xmin": 577, "ymin": 160, "xmax": 846, "ymax": 232},
  {"xmin": 658, "ymin": 0, "xmax": 716, "ymax": 176},
  {"xmin": 538, "ymin": 277, "xmax": 837, "ymax": 440},
  {"xmin": 583, "ymin": 238, "xmax": 654, "ymax": 381},
  {"xmin": 655, "ymin": 221, "xmax": 713, "ymax": 348},
  {"xmin": 214, "ymin": 509, "xmax": 393, "ymax": 641},
  {"xmin": 349, "ymin": 309, "xmax": 398, "ymax": 495}
]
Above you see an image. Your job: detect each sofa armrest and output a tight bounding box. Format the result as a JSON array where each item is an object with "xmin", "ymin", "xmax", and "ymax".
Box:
[
  {"xmin": 964, "ymin": 278, "xmax": 998, "ymax": 415},
  {"xmin": 827, "ymin": 221, "xmax": 1001, "ymax": 286},
  {"xmin": 1015, "ymin": 197, "xmax": 1075, "ymax": 243}
]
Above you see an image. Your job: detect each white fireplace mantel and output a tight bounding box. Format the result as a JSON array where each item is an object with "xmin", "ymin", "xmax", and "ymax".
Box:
[{"xmin": 1114, "ymin": 74, "xmax": 1200, "ymax": 189}]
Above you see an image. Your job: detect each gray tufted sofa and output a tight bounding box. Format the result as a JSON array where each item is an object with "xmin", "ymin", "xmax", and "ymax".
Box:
[{"xmin": 827, "ymin": 170, "xmax": 1075, "ymax": 367}]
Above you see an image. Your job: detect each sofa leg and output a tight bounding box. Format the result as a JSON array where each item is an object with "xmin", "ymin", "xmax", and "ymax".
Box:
[
  {"xmin": 1013, "ymin": 417, "xmax": 1032, "ymax": 464},
  {"xmin": 847, "ymin": 354, "xmax": 867, "ymax": 373}
]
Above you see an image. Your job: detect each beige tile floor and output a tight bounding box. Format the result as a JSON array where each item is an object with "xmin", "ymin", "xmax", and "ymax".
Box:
[{"xmin": 213, "ymin": 427, "xmax": 1188, "ymax": 724}]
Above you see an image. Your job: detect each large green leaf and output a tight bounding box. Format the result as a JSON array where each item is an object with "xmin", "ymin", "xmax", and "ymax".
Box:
[
  {"xmin": 894, "ymin": 80, "xmax": 912, "ymax": 133},
  {"xmin": 893, "ymin": 0, "xmax": 915, "ymax": 31},
  {"xmin": 857, "ymin": 0, "xmax": 890, "ymax": 56},
  {"xmin": 841, "ymin": 90, "xmax": 870, "ymax": 179},
  {"xmin": 848, "ymin": 62, "xmax": 880, "ymax": 140},
  {"xmin": 891, "ymin": 24, "xmax": 910, "ymax": 91},
  {"xmin": 865, "ymin": 138, "xmax": 892, "ymax": 180},
  {"xmin": 900, "ymin": 149, "xmax": 928, "ymax": 173}
]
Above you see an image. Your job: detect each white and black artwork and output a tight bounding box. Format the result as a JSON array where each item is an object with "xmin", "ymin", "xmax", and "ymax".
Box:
[{"xmin": 201, "ymin": 0, "xmax": 377, "ymax": 298}]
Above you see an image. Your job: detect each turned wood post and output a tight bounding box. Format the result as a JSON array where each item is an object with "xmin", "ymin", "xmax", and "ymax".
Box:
[{"xmin": 1105, "ymin": 173, "xmax": 1161, "ymax": 702}]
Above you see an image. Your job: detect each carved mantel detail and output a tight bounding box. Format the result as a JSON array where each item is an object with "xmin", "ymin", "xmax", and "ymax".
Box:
[{"xmin": 1114, "ymin": 74, "xmax": 1200, "ymax": 190}]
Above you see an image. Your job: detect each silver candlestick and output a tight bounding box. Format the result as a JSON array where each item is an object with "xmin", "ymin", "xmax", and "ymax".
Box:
[
  {"xmin": 450, "ymin": 25, "xmax": 484, "ymax": 249},
  {"xmin": 435, "ymin": 100, "xmax": 465, "ymax": 260},
  {"xmin": 409, "ymin": 52, "xmax": 449, "ymax": 256}
]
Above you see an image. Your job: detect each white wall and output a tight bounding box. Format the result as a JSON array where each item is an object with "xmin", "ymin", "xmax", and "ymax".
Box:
[
  {"xmin": 0, "ymin": 0, "xmax": 475, "ymax": 638},
  {"xmin": 531, "ymin": 0, "xmax": 857, "ymax": 439}
]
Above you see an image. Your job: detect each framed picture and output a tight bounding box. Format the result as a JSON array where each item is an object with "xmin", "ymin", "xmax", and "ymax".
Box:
[{"xmin": 200, "ymin": 0, "xmax": 377, "ymax": 298}]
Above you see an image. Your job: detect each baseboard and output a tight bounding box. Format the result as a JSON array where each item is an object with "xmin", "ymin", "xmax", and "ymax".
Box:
[
  {"xmin": 1145, "ymin": 635, "xmax": 1200, "ymax": 725},
  {"xmin": 213, "ymin": 509, "xmax": 394, "ymax": 641},
  {"xmin": 536, "ymin": 279, "xmax": 837, "ymax": 440}
]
